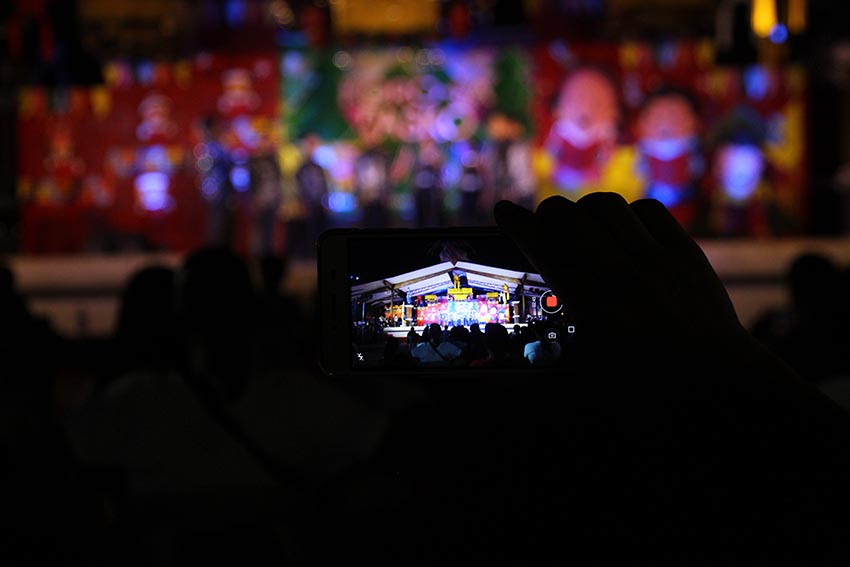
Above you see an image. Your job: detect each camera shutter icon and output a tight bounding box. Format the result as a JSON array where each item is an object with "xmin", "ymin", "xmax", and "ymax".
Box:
[{"xmin": 539, "ymin": 290, "xmax": 563, "ymax": 314}]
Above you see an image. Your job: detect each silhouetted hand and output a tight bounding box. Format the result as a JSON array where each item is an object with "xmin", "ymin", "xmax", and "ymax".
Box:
[
  {"xmin": 494, "ymin": 193, "xmax": 848, "ymax": 406},
  {"xmin": 493, "ymin": 194, "xmax": 850, "ymax": 563},
  {"xmin": 495, "ymin": 193, "xmax": 751, "ymax": 369}
]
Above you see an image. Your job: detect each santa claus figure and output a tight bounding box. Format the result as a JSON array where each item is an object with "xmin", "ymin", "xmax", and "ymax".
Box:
[
  {"xmin": 545, "ymin": 67, "xmax": 619, "ymax": 194},
  {"xmin": 636, "ymin": 87, "xmax": 703, "ymax": 229},
  {"xmin": 707, "ymin": 106, "xmax": 794, "ymax": 236},
  {"xmin": 135, "ymin": 93, "xmax": 178, "ymax": 144},
  {"xmin": 40, "ymin": 121, "xmax": 85, "ymax": 205},
  {"xmin": 22, "ymin": 121, "xmax": 87, "ymax": 253},
  {"xmin": 217, "ymin": 68, "xmax": 260, "ymax": 118}
]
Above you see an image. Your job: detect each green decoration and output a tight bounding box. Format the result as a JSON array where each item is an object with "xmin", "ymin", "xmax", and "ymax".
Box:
[
  {"xmin": 285, "ymin": 49, "xmax": 352, "ymax": 141},
  {"xmin": 492, "ymin": 48, "xmax": 533, "ymax": 135}
]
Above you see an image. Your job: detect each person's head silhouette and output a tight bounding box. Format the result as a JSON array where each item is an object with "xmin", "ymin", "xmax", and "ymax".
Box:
[
  {"xmin": 176, "ymin": 247, "xmax": 258, "ymax": 401},
  {"xmin": 116, "ymin": 266, "xmax": 179, "ymax": 372}
]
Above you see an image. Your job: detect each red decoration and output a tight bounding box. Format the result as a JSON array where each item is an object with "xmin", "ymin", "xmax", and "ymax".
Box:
[{"xmin": 18, "ymin": 54, "xmax": 280, "ymax": 254}]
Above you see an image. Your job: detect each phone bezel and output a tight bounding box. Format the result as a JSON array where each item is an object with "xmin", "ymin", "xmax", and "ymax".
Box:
[{"xmin": 318, "ymin": 226, "xmax": 571, "ymax": 378}]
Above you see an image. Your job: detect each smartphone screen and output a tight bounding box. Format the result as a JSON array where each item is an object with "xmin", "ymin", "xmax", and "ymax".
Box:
[{"xmin": 324, "ymin": 228, "xmax": 576, "ymax": 374}]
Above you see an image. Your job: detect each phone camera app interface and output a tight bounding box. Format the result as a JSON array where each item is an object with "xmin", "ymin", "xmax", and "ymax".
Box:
[{"xmin": 349, "ymin": 235, "xmax": 575, "ymax": 370}]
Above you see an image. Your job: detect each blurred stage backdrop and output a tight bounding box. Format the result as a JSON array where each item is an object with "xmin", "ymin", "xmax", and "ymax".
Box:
[{"xmin": 15, "ymin": 2, "xmax": 810, "ymax": 257}]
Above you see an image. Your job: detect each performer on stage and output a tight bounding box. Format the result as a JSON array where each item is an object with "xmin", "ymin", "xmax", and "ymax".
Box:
[
  {"xmin": 293, "ymin": 134, "xmax": 329, "ymax": 258},
  {"xmin": 483, "ymin": 111, "xmax": 536, "ymax": 211},
  {"xmin": 248, "ymin": 150, "xmax": 282, "ymax": 256},
  {"xmin": 457, "ymin": 140, "xmax": 486, "ymax": 226},
  {"xmin": 354, "ymin": 130, "xmax": 391, "ymax": 228},
  {"xmin": 196, "ymin": 115, "xmax": 234, "ymax": 247},
  {"xmin": 413, "ymin": 139, "xmax": 444, "ymax": 227},
  {"xmin": 499, "ymin": 283, "xmax": 510, "ymax": 304}
]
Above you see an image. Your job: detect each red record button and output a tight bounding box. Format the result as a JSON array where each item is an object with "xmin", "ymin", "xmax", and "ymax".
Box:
[{"xmin": 539, "ymin": 290, "xmax": 563, "ymax": 314}]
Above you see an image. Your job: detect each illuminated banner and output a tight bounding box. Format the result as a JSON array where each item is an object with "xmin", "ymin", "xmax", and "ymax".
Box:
[
  {"xmin": 331, "ymin": 0, "xmax": 440, "ymax": 35},
  {"xmin": 447, "ymin": 287, "xmax": 474, "ymax": 300},
  {"xmin": 417, "ymin": 297, "xmax": 510, "ymax": 326}
]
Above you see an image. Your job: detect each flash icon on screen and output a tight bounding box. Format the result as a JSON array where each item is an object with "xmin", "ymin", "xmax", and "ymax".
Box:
[{"xmin": 356, "ymin": 352, "xmax": 364, "ymax": 362}]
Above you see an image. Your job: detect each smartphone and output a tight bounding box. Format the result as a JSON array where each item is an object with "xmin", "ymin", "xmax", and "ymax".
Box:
[{"xmin": 318, "ymin": 227, "xmax": 576, "ymax": 377}]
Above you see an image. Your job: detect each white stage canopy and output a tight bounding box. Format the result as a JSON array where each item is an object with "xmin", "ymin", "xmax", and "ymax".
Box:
[{"xmin": 351, "ymin": 261, "xmax": 548, "ymax": 305}]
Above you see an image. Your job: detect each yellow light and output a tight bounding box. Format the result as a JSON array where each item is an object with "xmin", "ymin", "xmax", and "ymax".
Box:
[
  {"xmin": 788, "ymin": 0, "xmax": 807, "ymax": 33},
  {"xmin": 332, "ymin": 0, "xmax": 439, "ymax": 35},
  {"xmin": 751, "ymin": 0, "xmax": 778, "ymax": 38}
]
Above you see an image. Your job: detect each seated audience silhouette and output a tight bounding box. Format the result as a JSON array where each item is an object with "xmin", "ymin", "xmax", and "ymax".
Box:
[
  {"xmin": 66, "ymin": 247, "xmax": 386, "ymax": 565},
  {"xmin": 523, "ymin": 323, "xmax": 562, "ymax": 367},
  {"xmin": 410, "ymin": 323, "xmax": 462, "ymax": 366}
]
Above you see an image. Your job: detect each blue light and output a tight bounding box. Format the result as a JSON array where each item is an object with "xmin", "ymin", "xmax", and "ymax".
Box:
[
  {"xmin": 225, "ymin": 0, "xmax": 245, "ymax": 27},
  {"xmin": 655, "ymin": 42, "xmax": 678, "ymax": 70},
  {"xmin": 137, "ymin": 62, "xmax": 155, "ymax": 85},
  {"xmin": 434, "ymin": 108, "xmax": 463, "ymax": 142},
  {"xmin": 421, "ymin": 74, "xmax": 448, "ymax": 102},
  {"xmin": 394, "ymin": 193, "xmax": 416, "ymax": 221},
  {"xmin": 231, "ymin": 148, "xmax": 249, "ymax": 164},
  {"xmin": 442, "ymin": 161, "xmax": 463, "ymax": 186},
  {"xmin": 140, "ymin": 145, "xmax": 172, "ymax": 171},
  {"xmin": 586, "ymin": 0, "xmax": 604, "ymax": 14},
  {"xmin": 460, "ymin": 146, "xmax": 479, "ymax": 168},
  {"xmin": 719, "ymin": 145, "xmax": 764, "ymax": 202},
  {"xmin": 328, "ymin": 191, "xmax": 357, "ymax": 214},
  {"xmin": 283, "ymin": 52, "xmax": 305, "ymax": 76},
  {"xmin": 201, "ymin": 178, "xmax": 221, "ymax": 199},
  {"xmin": 646, "ymin": 183, "xmax": 683, "ymax": 208},
  {"xmin": 135, "ymin": 172, "xmax": 171, "ymax": 212},
  {"xmin": 313, "ymin": 145, "xmax": 337, "ymax": 170},
  {"xmin": 232, "ymin": 117, "xmax": 259, "ymax": 150},
  {"xmin": 548, "ymin": 40, "xmax": 575, "ymax": 67},
  {"xmin": 230, "ymin": 165, "xmax": 250, "ymax": 192},
  {"xmin": 743, "ymin": 66, "xmax": 770, "ymax": 101},
  {"xmin": 769, "ymin": 23, "xmax": 788, "ymax": 44}
]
